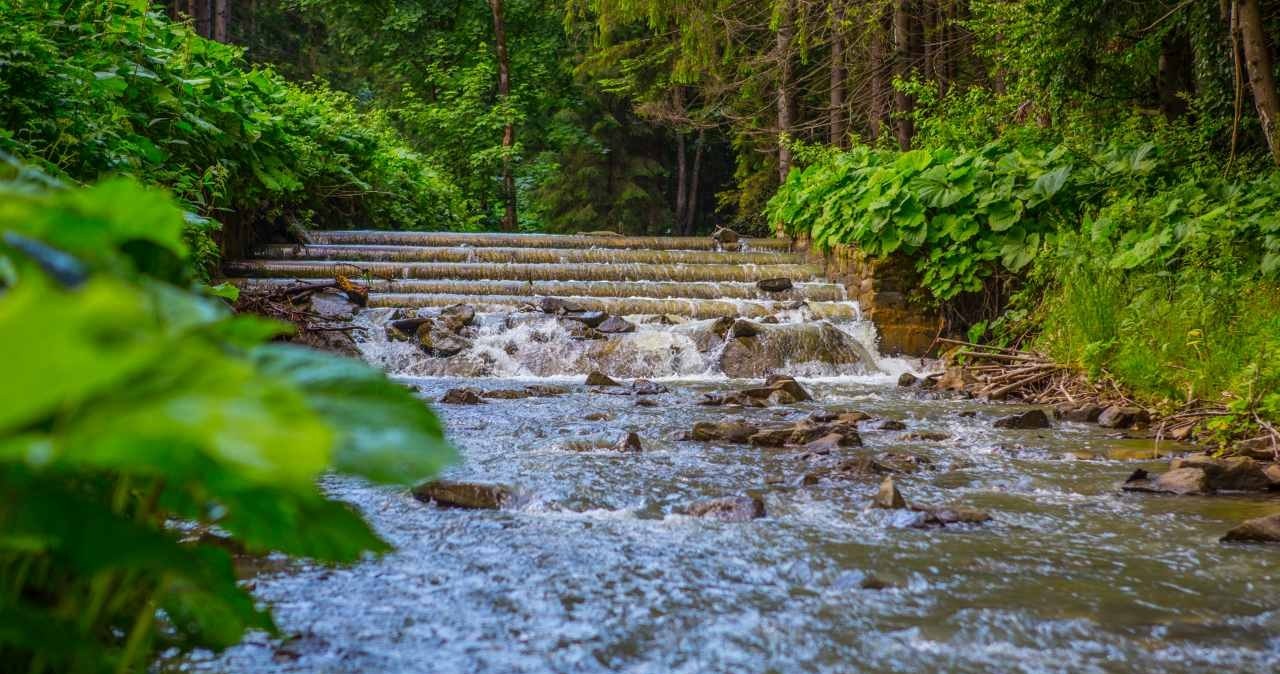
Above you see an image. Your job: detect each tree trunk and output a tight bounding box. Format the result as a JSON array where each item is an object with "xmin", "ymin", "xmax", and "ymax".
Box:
[
  {"xmin": 776, "ymin": 0, "xmax": 795, "ymax": 182},
  {"xmin": 212, "ymin": 0, "xmax": 228, "ymax": 42},
  {"xmin": 675, "ymin": 129, "xmax": 688, "ymax": 231},
  {"xmin": 685, "ymin": 130, "xmax": 706, "ymax": 234},
  {"xmin": 893, "ymin": 0, "xmax": 915, "ymax": 150},
  {"xmin": 829, "ymin": 0, "xmax": 847, "ymax": 147},
  {"xmin": 488, "ymin": 0, "xmax": 518, "ymax": 230},
  {"xmin": 868, "ymin": 7, "xmax": 889, "ymax": 142},
  {"xmin": 1238, "ymin": 0, "xmax": 1280, "ymax": 163},
  {"xmin": 1157, "ymin": 28, "xmax": 1193, "ymax": 120},
  {"xmin": 194, "ymin": 0, "xmax": 211, "ymax": 38}
]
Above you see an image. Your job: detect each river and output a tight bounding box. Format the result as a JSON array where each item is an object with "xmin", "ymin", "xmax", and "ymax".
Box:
[{"xmin": 187, "ymin": 309, "xmax": 1280, "ymax": 673}]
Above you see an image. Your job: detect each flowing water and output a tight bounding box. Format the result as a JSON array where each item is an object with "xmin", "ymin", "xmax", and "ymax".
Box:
[{"xmin": 197, "ymin": 233, "xmax": 1280, "ymax": 673}]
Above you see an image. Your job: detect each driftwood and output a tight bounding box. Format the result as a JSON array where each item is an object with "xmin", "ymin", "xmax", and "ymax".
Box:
[{"xmin": 234, "ymin": 275, "xmax": 368, "ymax": 338}]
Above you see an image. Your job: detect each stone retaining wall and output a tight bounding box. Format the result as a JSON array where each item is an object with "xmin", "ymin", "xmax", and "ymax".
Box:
[{"xmin": 797, "ymin": 240, "xmax": 942, "ymax": 357}]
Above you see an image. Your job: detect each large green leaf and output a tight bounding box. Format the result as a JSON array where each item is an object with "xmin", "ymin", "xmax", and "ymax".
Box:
[
  {"xmin": 250, "ymin": 346, "xmax": 455, "ymax": 484},
  {"xmin": 0, "ymin": 275, "xmax": 162, "ymax": 435}
]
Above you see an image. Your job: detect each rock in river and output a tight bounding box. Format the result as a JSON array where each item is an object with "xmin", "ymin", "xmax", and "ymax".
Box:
[
  {"xmin": 757, "ymin": 277, "xmax": 794, "ymax": 293},
  {"xmin": 873, "ymin": 477, "xmax": 907, "ymax": 509},
  {"xmin": 717, "ymin": 320, "xmax": 874, "ymax": 379},
  {"xmin": 441, "ymin": 388, "xmax": 485, "ymax": 405},
  {"xmin": 1220, "ymin": 513, "xmax": 1280, "ymax": 543},
  {"xmin": 689, "ymin": 421, "xmax": 759, "ymax": 444},
  {"xmin": 585, "ymin": 371, "xmax": 621, "ymax": 387},
  {"xmin": 413, "ymin": 481, "xmax": 515, "ymax": 510},
  {"xmin": 992, "ymin": 409, "xmax": 1051, "ymax": 430},
  {"xmin": 596, "ymin": 315, "xmax": 638, "ymax": 334},
  {"xmin": 1098, "ymin": 405, "xmax": 1149, "ymax": 429},
  {"xmin": 686, "ymin": 496, "xmax": 765, "ymax": 522},
  {"xmin": 614, "ymin": 432, "xmax": 643, "ymax": 452}
]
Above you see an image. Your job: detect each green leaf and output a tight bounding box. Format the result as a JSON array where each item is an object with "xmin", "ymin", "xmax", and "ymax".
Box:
[
  {"xmin": 250, "ymin": 346, "xmax": 455, "ymax": 484},
  {"xmin": 986, "ymin": 199, "xmax": 1023, "ymax": 232}
]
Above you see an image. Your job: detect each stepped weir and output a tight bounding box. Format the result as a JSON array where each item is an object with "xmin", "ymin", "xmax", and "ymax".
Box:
[{"xmin": 228, "ymin": 231, "xmax": 917, "ymax": 378}]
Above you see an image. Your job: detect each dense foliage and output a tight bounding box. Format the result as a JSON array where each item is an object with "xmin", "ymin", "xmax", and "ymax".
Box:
[
  {"xmin": 0, "ymin": 0, "xmax": 470, "ymax": 270},
  {"xmin": 0, "ymin": 164, "xmax": 454, "ymax": 672}
]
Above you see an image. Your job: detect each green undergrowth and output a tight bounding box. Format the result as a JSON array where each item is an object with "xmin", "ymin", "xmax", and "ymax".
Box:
[
  {"xmin": 769, "ymin": 114, "xmax": 1280, "ymax": 433},
  {"xmin": 0, "ymin": 0, "xmax": 472, "ymax": 274},
  {"xmin": 0, "ymin": 165, "xmax": 455, "ymax": 672}
]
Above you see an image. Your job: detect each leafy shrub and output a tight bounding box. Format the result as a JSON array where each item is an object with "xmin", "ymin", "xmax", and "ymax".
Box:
[
  {"xmin": 0, "ymin": 0, "xmax": 472, "ymax": 273},
  {"xmin": 0, "ymin": 170, "xmax": 454, "ymax": 671},
  {"xmin": 768, "ymin": 142, "xmax": 1079, "ymax": 299}
]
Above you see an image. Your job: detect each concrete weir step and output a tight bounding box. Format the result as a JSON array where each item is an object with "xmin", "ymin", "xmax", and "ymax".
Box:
[
  {"xmin": 231, "ymin": 278, "xmax": 849, "ymax": 302},
  {"xmin": 224, "ymin": 260, "xmax": 824, "ymax": 284},
  {"xmin": 257, "ymin": 244, "xmax": 805, "ymax": 266},
  {"xmin": 364, "ymin": 294, "xmax": 861, "ymax": 321},
  {"xmin": 306, "ymin": 230, "xmax": 792, "ymax": 252}
]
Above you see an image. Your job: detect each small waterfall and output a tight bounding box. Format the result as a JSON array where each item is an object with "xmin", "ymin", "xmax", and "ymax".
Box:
[{"xmin": 232, "ymin": 231, "xmax": 899, "ymax": 379}]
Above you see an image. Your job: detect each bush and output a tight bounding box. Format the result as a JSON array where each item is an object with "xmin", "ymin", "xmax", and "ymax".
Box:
[
  {"xmin": 0, "ymin": 0, "xmax": 472, "ymax": 273},
  {"xmin": 0, "ymin": 169, "xmax": 455, "ymax": 672}
]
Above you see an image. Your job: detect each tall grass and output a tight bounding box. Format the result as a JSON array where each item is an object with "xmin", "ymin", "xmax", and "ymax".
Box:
[{"xmin": 1036, "ymin": 235, "xmax": 1280, "ymax": 423}]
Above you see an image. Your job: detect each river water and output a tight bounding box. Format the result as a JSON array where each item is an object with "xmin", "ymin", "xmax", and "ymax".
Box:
[{"xmin": 187, "ymin": 308, "xmax": 1280, "ymax": 674}]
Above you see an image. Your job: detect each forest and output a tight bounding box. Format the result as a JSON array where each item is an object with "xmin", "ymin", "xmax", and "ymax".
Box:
[{"xmin": 2, "ymin": 1, "xmax": 1280, "ymax": 672}]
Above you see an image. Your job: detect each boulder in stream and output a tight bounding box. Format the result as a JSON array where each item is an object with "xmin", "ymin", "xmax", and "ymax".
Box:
[
  {"xmin": 872, "ymin": 477, "xmax": 907, "ymax": 509},
  {"xmin": 597, "ymin": 315, "xmax": 638, "ymax": 334},
  {"xmin": 1169, "ymin": 454, "xmax": 1273, "ymax": 492},
  {"xmin": 718, "ymin": 321, "xmax": 875, "ymax": 379},
  {"xmin": 689, "ymin": 420, "xmax": 760, "ymax": 444},
  {"xmin": 441, "ymin": 388, "xmax": 485, "ymax": 405},
  {"xmin": 757, "ymin": 278, "xmax": 794, "ymax": 293},
  {"xmin": 913, "ymin": 505, "xmax": 992, "ymax": 527},
  {"xmin": 897, "ymin": 372, "xmax": 919, "ymax": 387},
  {"xmin": 631, "ymin": 379, "xmax": 668, "ymax": 395},
  {"xmin": 992, "ymin": 409, "xmax": 1052, "ymax": 430},
  {"xmin": 585, "ymin": 371, "xmax": 621, "ymax": 387},
  {"xmin": 563, "ymin": 311, "xmax": 609, "ymax": 328},
  {"xmin": 712, "ymin": 226, "xmax": 739, "ymax": 246},
  {"xmin": 539, "ymin": 297, "xmax": 583, "ymax": 314},
  {"xmin": 1122, "ymin": 467, "xmax": 1210, "ymax": 495},
  {"xmin": 1057, "ymin": 404, "xmax": 1104, "ymax": 423},
  {"xmin": 614, "ymin": 432, "xmax": 643, "ymax": 453},
  {"xmin": 686, "ymin": 496, "xmax": 765, "ymax": 522},
  {"xmin": 413, "ymin": 481, "xmax": 516, "ymax": 510},
  {"xmin": 417, "ymin": 322, "xmax": 471, "ymax": 357},
  {"xmin": 439, "ymin": 303, "xmax": 476, "ymax": 330},
  {"xmin": 1098, "ymin": 405, "xmax": 1149, "ymax": 429},
  {"xmin": 1220, "ymin": 513, "xmax": 1280, "ymax": 543}
]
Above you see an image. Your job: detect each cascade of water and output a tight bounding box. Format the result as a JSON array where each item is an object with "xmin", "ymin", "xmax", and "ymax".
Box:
[{"xmin": 235, "ymin": 231, "xmax": 904, "ymax": 379}]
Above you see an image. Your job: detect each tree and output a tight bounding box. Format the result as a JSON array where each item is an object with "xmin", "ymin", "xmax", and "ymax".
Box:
[
  {"xmin": 829, "ymin": 0, "xmax": 847, "ymax": 147},
  {"xmin": 1237, "ymin": 0, "xmax": 1280, "ymax": 163},
  {"xmin": 775, "ymin": 0, "xmax": 796, "ymax": 181},
  {"xmin": 892, "ymin": 0, "xmax": 915, "ymax": 149},
  {"xmin": 489, "ymin": 0, "xmax": 518, "ymax": 230}
]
